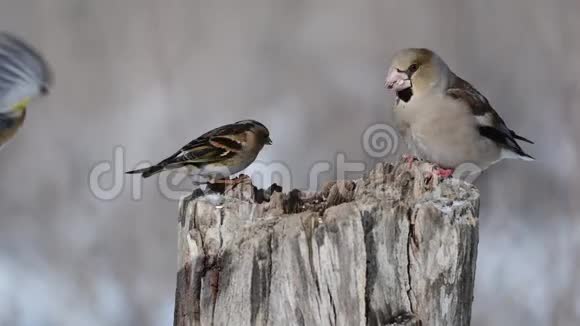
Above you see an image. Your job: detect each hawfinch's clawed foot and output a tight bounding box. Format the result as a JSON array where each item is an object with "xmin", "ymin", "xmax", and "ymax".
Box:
[
  {"xmin": 433, "ymin": 167, "xmax": 454, "ymax": 178},
  {"xmin": 402, "ymin": 154, "xmax": 417, "ymax": 168}
]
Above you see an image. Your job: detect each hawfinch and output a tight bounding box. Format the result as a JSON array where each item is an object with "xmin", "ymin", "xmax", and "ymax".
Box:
[{"xmin": 385, "ymin": 48, "xmax": 533, "ymax": 177}]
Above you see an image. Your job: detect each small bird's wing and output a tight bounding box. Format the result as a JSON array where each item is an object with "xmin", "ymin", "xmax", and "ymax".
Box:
[
  {"xmin": 156, "ymin": 122, "xmax": 252, "ymax": 169},
  {"xmin": 126, "ymin": 121, "xmax": 259, "ymax": 177},
  {"xmin": 447, "ymin": 78, "xmax": 534, "ymax": 159},
  {"xmin": 174, "ymin": 139, "xmax": 240, "ymax": 164},
  {"xmin": 0, "ymin": 33, "xmax": 52, "ymax": 113}
]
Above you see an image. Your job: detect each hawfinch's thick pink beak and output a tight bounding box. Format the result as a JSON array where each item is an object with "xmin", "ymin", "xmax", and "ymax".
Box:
[{"xmin": 385, "ymin": 67, "xmax": 411, "ymax": 91}]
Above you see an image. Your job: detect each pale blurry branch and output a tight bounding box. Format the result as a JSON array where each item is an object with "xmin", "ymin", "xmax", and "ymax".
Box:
[{"xmin": 174, "ymin": 160, "xmax": 480, "ymax": 326}]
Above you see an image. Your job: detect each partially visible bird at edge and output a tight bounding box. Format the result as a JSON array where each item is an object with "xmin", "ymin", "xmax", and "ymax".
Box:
[{"xmin": 0, "ymin": 32, "xmax": 52, "ymax": 150}]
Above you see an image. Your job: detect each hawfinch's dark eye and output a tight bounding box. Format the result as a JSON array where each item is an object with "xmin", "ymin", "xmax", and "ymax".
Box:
[{"xmin": 408, "ymin": 63, "xmax": 419, "ymax": 73}]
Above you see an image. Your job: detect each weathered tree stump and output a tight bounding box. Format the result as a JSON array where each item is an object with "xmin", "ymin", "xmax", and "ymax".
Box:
[{"xmin": 174, "ymin": 160, "xmax": 480, "ymax": 326}]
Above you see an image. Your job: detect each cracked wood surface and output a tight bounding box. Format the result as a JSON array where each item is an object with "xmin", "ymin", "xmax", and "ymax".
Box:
[{"xmin": 174, "ymin": 160, "xmax": 480, "ymax": 326}]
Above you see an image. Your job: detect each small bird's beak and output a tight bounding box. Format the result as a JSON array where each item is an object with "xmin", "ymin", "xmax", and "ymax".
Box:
[
  {"xmin": 265, "ymin": 137, "xmax": 272, "ymax": 145},
  {"xmin": 385, "ymin": 67, "xmax": 411, "ymax": 91},
  {"xmin": 40, "ymin": 84, "xmax": 50, "ymax": 96}
]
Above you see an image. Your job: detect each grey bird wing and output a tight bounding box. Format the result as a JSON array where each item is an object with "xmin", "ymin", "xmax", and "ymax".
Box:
[
  {"xmin": 446, "ymin": 78, "xmax": 534, "ymax": 159},
  {"xmin": 0, "ymin": 33, "xmax": 52, "ymax": 112}
]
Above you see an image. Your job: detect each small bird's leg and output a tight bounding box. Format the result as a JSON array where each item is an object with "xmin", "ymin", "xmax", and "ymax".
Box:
[
  {"xmin": 191, "ymin": 175, "xmax": 209, "ymax": 186},
  {"xmin": 208, "ymin": 178, "xmax": 232, "ymax": 184},
  {"xmin": 189, "ymin": 177, "xmax": 207, "ymax": 196},
  {"xmin": 433, "ymin": 167, "xmax": 454, "ymax": 178},
  {"xmin": 210, "ymin": 174, "xmax": 253, "ymax": 185},
  {"xmin": 191, "ymin": 180, "xmax": 204, "ymax": 187},
  {"xmin": 211, "ymin": 177, "xmax": 243, "ymax": 185}
]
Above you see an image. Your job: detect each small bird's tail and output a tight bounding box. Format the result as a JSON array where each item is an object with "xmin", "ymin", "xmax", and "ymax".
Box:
[{"xmin": 125, "ymin": 165, "xmax": 164, "ymax": 178}]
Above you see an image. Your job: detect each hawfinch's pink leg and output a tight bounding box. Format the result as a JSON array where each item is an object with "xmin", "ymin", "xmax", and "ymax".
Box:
[
  {"xmin": 402, "ymin": 154, "xmax": 416, "ymax": 168},
  {"xmin": 433, "ymin": 167, "xmax": 454, "ymax": 178}
]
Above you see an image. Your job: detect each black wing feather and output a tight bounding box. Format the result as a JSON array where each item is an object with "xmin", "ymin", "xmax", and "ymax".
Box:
[
  {"xmin": 447, "ymin": 77, "xmax": 534, "ymax": 157},
  {"xmin": 478, "ymin": 126, "xmax": 534, "ymax": 159},
  {"xmin": 510, "ymin": 130, "xmax": 534, "ymax": 144}
]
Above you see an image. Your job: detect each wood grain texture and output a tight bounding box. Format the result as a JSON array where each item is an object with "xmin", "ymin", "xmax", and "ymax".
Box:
[{"xmin": 174, "ymin": 160, "xmax": 479, "ymax": 326}]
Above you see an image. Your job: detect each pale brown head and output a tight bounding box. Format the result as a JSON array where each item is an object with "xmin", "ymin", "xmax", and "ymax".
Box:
[
  {"xmin": 385, "ymin": 48, "xmax": 451, "ymax": 102},
  {"xmin": 236, "ymin": 119, "xmax": 272, "ymax": 147}
]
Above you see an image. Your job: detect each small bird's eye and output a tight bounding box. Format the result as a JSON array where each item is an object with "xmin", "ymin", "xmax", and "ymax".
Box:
[{"xmin": 408, "ymin": 63, "xmax": 419, "ymax": 73}]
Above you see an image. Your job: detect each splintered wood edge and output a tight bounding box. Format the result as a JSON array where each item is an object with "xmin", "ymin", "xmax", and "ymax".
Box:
[{"xmin": 178, "ymin": 159, "xmax": 479, "ymax": 223}]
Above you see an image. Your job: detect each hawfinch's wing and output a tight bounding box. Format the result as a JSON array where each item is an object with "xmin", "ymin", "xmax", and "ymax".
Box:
[{"xmin": 447, "ymin": 78, "xmax": 533, "ymax": 159}]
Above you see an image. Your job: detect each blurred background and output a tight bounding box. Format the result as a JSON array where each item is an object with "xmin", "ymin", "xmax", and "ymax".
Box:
[{"xmin": 0, "ymin": 0, "xmax": 579, "ymax": 325}]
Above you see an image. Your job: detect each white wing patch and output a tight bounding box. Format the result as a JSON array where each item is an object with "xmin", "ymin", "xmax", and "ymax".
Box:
[{"xmin": 474, "ymin": 112, "xmax": 494, "ymax": 127}]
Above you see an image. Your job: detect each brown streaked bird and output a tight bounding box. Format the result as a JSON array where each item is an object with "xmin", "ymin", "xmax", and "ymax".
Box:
[
  {"xmin": 0, "ymin": 33, "xmax": 52, "ymax": 150},
  {"xmin": 126, "ymin": 120, "xmax": 272, "ymax": 183},
  {"xmin": 385, "ymin": 48, "xmax": 533, "ymax": 177}
]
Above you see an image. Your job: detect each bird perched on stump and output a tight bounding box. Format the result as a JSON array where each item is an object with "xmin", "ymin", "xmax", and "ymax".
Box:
[
  {"xmin": 385, "ymin": 48, "xmax": 534, "ymax": 177},
  {"xmin": 126, "ymin": 120, "xmax": 272, "ymax": 183},
  {"xmin": 0, "ymin": 33, "xmax": 52, "ymax": 150}
]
